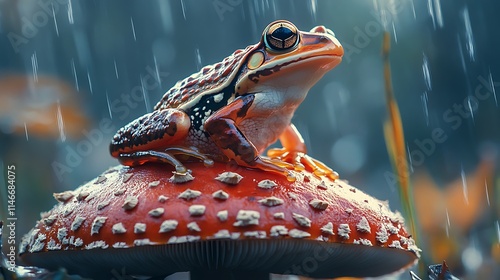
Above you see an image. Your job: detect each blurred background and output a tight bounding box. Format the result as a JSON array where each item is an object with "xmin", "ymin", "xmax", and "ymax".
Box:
[{"xmin": 0, "ymin": 0, "xmax": 499, "ymax": 279}]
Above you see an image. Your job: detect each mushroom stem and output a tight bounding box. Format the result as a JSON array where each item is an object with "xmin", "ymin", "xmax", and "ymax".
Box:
[{"xmin": 190, "ymin": 270, "xmax": 270, "ymax": 280}]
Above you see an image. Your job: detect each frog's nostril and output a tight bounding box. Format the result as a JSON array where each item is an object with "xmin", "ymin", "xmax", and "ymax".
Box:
[
  {"xmin": 310, "ymin": 26, "xmax": 336, "ymax": 38},
  {"xmin": 310, "ymin": 25, "xmax": 327, "ymax": 33}
]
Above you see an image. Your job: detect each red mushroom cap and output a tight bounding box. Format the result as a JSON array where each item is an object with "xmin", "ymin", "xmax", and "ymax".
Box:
[{"xmin": 19, "ymin": 162, "xmax": 419, "ymax": 279}]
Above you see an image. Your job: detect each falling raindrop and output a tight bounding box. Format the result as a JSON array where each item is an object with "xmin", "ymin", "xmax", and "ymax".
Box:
[
  {"xmin": 56, "ymin": 100, "xmax": 66, "ymax": 142},
  {"xmin": 445, "ymin": 208, "xmax": 451, "ymax": 226},
  {"xmin": 426, "ymin": 0, "xmax": 437, "ymax": 29},
  {"xmin": 106, "ymin": 92, "xmax": 113, "ymax": 119},
  {"xmin": 372, "ymin": 0, "xmax": 379, "ymax": 15},
  {"xmin": 70, "ymin": 59, "xmax": 79, "ymax": 91},
  {"xmin": 406, "ymin": 145, "xmax": 414, "ymax": 173},
  {"xmin": 309, "ymin": 0, "xmax": 317, "ymax": 20},
  {"xmin": 87, "ymin": 69, "xmax": 93, "ymax": 95},
  {"xmin": 194, "ymin": 48, "xmax": 202, "ymax": 71},
  {"xmin": 433, "ymin": 0, "xmax": 444, "ymax": 28},
  {"xmin": 180, "ymin": 0, "xmax": 187, "ymax": 20},
  {"xmin": 113, "ymin": 59, "xmax": 119, "ymax": 79},
  {"xmin": 130, "ymin": 17, "xmax": 137, "ymax": 41},
  {"xmin": 67, "ymin": 0, "xmax": 74, "ymax": 24},
  {"xmin": 466, "ymin": 96, "xmax": 475, "ymax": 123},
  {"xmin": 445, "ymin": 208, "xmax": 450, "ymax": 237},
  {"xmin": 31, "ymin": 52, "xmax": 38, "ymax": 83},
  {"xmin": 391, "ymin": 22, "xmax": 398, "ymax": 43},
  {"xmin": 422, "ymin": 53, "xmax": 432, "ymax": 90},
  {"xmin": 24, "ymin": 122, "xmax": 29, "ymax": 141},
  {"xmin": 485, "ymin": 180, "xmax": 490, "ymax": 206},
  {"xmin": 153, "ymin": 55, "xmax": 162, "ymax": 87},
  {"xmin": 141, "ymin": 76, "xmax": 151, "ymax": 113},
  {"xmin": 456, "ymin": 34, "xmax": 467, "ymax": 73},
  {"xmin": 410, "ymin": 0, "xmax": 416, "ymax": 19},
  {"xmin": 461, "ymin": 166, "xmax": 469, "ymax": 205},
  {"xmin": 52, "ymin": 3, "xmax": 59, "ymax": 36},
  {"xmin": 496, "ymin": 220, "xmax": 500, "ymax": 242},
  {"xmin": 373, "ymin": 0, "xmax": 392, "ymax": 31},
  {"xmin": 461, "ymin": 7, "xmax": 475, "ymax": 61},
  {"xmin": 421, "ymin": 91, "xmax": 429, "ymax": 126},
  {"xmin": 488, "ymin": 70, "xmax": 498, "ymax": 106}
]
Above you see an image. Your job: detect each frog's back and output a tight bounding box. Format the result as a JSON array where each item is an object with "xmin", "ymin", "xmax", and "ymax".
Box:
[{"xmin": 154, "ymin": 45, "xmax": 257, "ymax": 111}]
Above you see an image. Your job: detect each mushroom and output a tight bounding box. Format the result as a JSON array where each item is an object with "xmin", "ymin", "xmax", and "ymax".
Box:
[{"xmin": 19, "ymin": 162, "xmax": 419, "ymax": 279}]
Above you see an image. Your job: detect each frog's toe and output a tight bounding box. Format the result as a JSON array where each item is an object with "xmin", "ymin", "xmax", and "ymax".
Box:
[
  {"xmin": 271, "ymin": 164, "xmax": 296, "ymax": 182},
  {"xmin": 164, "ymin": 146, "xmax": 213, "ymax": 166},
  {"xmin": 266, "ymin": 157, "xmax": 295, "ymax": 169},
  {"xmin": 293, "ymin": 162, "xmax": 306, "ymax": 171},
  {"xmin": 267, "ymin": 149, "xmax": 339, "ymax": 181},
  {"xmin": 267, "ymin": 147, "xmax": 286, "ymax": 158},
  {"xmin": 267, "ymin": 149, "xmax": 307, "ymax": 171},
  {"xmin": 307, "ymin": 156, "xmax": 339, "ymax": 180}
]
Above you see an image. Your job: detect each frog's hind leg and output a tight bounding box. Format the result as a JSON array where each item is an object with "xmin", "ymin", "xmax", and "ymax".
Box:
[
  {"xmin": 110, "ymin": 109, "xmax": 211, "ymax": 172},
  {"xmin": 204, "ymin": 94, "xmax": 296, "ymax": 181}
]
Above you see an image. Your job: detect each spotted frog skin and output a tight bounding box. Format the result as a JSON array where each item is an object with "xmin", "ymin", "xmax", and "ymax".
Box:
[{"xmin": 110, "ymin": 20, "xmax": 343, "ymax": 181}]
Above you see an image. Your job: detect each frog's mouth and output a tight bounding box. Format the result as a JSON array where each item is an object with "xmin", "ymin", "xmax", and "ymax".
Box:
[
  {"xmin": 246, "ymin": 54, "xmax": 342, "ymax": 85},
  {"xmin": 303, "ymin": 54, "xmax": 343, "ymax": 70}
]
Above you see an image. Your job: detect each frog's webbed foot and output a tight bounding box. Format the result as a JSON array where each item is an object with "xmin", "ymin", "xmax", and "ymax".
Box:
[
  {"xmin": 117, "ymin": 146, "xmax": 213, "ymax": 174},
  {"xmin": 267, "ymin": 148, "xmax": 339, "ymax": 180},
  {"xmin": 251, "ymin": 156, "xmax": 297, "ymax": 182}
]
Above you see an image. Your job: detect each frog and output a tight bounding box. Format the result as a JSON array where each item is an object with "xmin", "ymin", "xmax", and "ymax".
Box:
[{"xmin": 110, "ymin": 20, "xmax": 343, "ymax": 181}]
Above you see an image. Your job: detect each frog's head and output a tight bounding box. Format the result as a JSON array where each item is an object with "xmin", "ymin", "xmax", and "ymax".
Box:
[{"xmin": 235, "ymin": 20, "xmax": 343, "ymax": 101}]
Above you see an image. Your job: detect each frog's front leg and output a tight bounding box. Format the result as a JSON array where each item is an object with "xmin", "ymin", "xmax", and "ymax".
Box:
[
  {"xmin": 267, "ymin": 124, "xmax": 339, "ymax": 180},
  {"xmin": 110, "ymin": 109, "xmax": 213, "ymax": 173},
  {"xmin": 204, "ymin": 94, "xmax": 296, "ymax": 181}
]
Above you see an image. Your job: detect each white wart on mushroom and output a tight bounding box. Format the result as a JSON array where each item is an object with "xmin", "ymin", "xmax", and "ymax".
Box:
[{"xmin": 20, "ymin": 164, "xmax": 419, "ymax": 256}]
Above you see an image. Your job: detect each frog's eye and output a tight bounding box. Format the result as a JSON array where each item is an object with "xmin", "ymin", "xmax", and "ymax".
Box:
[{"xmin": 264, "ymin": 21, "xmax": 300, "ymax": 52}]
